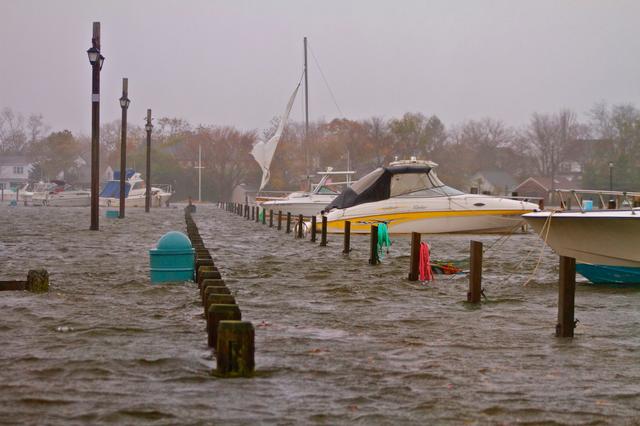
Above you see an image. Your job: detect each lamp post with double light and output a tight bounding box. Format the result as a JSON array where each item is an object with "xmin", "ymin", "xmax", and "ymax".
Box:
[
  {"xmin": 87, "ymin": 22, "xmax": 104, "ymax": 231},
  {"xmin": 145, "ymin": 109, "xmax": 153, "ymax": 213},
  {"xmin": 118, "ymin": 78, "xmax": 130, "ymax": 219}
]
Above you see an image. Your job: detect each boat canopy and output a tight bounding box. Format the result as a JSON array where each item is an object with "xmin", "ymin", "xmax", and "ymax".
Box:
[
  {"xmin": 323, "ymin": 162, "xmax": 462, "ymax": 211},
  {"xmin": 113, "ymin": 169, "xmax": 136, "ymax": 180},
  {"xmin": 100, "ymin": 181, "xmax": 131, "ymax": 198}
]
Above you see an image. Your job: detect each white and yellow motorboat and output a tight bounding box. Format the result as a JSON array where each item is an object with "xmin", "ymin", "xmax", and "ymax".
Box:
[{"xmin": 319, "ymin": 159, "xmax": 539, "ymax": 234}]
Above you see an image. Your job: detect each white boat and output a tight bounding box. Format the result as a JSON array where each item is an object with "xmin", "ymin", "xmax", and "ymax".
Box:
[
  {"xmin": 1, "ymin": 183, "xmax": 33, "ymax": 204},
  {"xmin": 523, "ymin": 190, "xmax": 640, "ymax": 284},
  {"xmin": 258, "ymin": 168, "xmax": 355, "ymax": 217},
  {"xmin": 320, "ymin": 158, "xmax": 539, "ymax": 234},
  {"xmin": 32, "ymin": 180, "xmax": 90, "ymax": 207},
  {"xmin": 99, "ymin": 170, "xmax": 172, "ymax": 208}
]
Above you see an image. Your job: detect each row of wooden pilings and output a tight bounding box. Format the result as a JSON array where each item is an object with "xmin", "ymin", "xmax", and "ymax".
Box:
[
  {"xmin": 185, "ymin": 208, "xmax": 255, "ymax": 377},
  {"xmin": 219, "ymin": 202, "xmax": 580, "ymax": 339}
]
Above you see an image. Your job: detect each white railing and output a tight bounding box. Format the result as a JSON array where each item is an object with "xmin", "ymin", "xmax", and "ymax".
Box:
[{"xmin": 555, "ymin": 188, "xmax": 640, "ymax": 212}]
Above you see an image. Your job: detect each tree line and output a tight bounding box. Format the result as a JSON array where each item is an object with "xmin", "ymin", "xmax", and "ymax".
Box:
[{"xmin": 1, "ymin": 101, "xmax": 639, "ymax": 200}]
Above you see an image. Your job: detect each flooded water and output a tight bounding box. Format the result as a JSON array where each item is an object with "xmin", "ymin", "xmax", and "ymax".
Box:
[{"xmin": 1, "ymin": 203, "xmax": 639, "ymax": 424}]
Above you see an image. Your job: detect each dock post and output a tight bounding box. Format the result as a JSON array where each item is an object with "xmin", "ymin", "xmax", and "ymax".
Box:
[
  {"xmin": 208, "ymin": 304, "xmax": 241, "ymax": 348},
  {"xmin": 408, "ymin": 232, "xmax": 421, "ymax": 281},
  {"xmin": 261, "ymin": 208, "xmax": 266, "ymax": 224},
  {"xmin": 556, "ymin": 256, "xmax": 577, "ymax": 338},
  {"xmin": 297, "ymin": 214, "xmax": 304, "ymax": 238},
  {"xmin": 369, "ymin": 224, "xmax": 379, "ymax": 265},
  {"xmin": 468, "ymin": 240, "xmax": 483, "ymax": 303},
  {"xmin": 342, "ymin": 220, "xmax": 351, "ymax": 254},
  {"xmin": 310, "ymin": 216, "xmax": 317, "ymax": 242},
  {"xmin": 269, "ymin": 210, "xmax": 273, "ymax": 227},
  {"xmin": 320, "ymin": 215, "xmax": 327, "ymax": 246},
  {"xmin": 255, "ymin": 206, "xmax": 260, "ymax": 223},
  {"xmin": 216, "ymin": 321, "xmax": 255, "ymax": 377},
  {"xmin": 286, "ymin": 212, "xmax": 292, "ymax": 233},
  {"xmin": 277, "ymin": 210, "xmax": 282, "ymax": 230},
  {"xmin": 251, "ymin": 206, "xmax": 255, "ymax": 221}
]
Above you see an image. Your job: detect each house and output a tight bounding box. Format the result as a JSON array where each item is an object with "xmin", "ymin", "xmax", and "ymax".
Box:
[
  {"xmin": 468, "ymin": 171, "xmax": 517, "ymax": 196},
  {"xmin": 0, "ymin": 155, "xmax": 32, "ymax": 191},
  {"xmin": 513, "ymin": 176, "xmax": 580, "ymax": 205}
]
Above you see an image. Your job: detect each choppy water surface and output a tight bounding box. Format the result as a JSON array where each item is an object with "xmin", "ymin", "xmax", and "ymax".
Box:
[{"xmin": 1, "ymin": 204, "xmax": 639, "ymax": 424}]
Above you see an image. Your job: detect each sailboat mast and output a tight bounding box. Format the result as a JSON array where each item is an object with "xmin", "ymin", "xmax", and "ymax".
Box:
[
  {"xmin": 198, "ymin": 144, "xmax": 202, "ymax": 202},
  {"xmin": 304, "ymin": 36, "xmax": 310, "ymax": 189}
]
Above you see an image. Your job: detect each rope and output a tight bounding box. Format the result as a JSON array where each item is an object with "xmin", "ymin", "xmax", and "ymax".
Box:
[
  {"xmin": 308, "ymin": 43, "xmax": 344, "ymax": 117},
  {"xmin": 523, "ymin": 211, "xmax": 554, "ymax": 286}
]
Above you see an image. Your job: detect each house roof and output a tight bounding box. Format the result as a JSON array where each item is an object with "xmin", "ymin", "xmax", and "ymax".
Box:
[
  {"xmin": 0, "ymin": 155, "xmax": 31, "ymax": 166},
  {"xmin": 472, "ymin": 170, "xmax": 517, "ymax": 189},
  {"xmin": 514, "ymin": 176, "xmax": 580, "ymax": 192}
]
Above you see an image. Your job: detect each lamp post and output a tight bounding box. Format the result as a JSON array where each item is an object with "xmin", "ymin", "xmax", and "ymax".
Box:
[
  {"xmin": 87, "ymin": 22, "xmax": 104, "ymax": 230},
  {"xmin": 145, "ymin": 109, "xmax": 153, "ymax": 213},
  {"xmin": 608, "ymin": 162, "xmax": 614, "ymax": 192},
  {"xmin": 118, "ymin": 78, "xmax": 130, "ymax": 219}
]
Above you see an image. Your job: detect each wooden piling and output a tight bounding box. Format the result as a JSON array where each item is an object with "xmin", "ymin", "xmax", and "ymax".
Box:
[
  {"xmin": 297, "ymin": 214, "xmax": 304, "ymax": 238},
  {"xmin": 556, "ymin": 256, "xmax": 576, "ymax": 338},
  {"xmin": 369, "ymin": 225, "xmax": 379, "ymax": 265},
  {"xmin": 200, "ymin": 278, "xmax": 226, "ymax": 300},
  {"xmin": 269, "ymin": 210, "xmax": 273, "ymax": 227},
  {"xmin": 286, "ymin": 212, "xmax": 292, "ymax": 233},
  {"xmin": 0, "ymin": 269, "xmax": 49, "ymax": 293},
  {"xmin": 277, "ymin": 211, "xmax": 282, "ymax": 230},
  {"xmin": 197, "ymin": 266, "xmax": 221, "ymax": 288},
  {"xmin": 310, "ymin": 215, "xmax": 317, "ymax": 242},
  {"xmin": 215, "ymin": 321, "xmax": 255, "ymax": 377},
  {"xmin": 468, "ymin": 240, "xmax": 483, "ymax": 303},
  {"xmin": 207, "ymin": 304, "xmax": 242, "ymax": 348},
  {"xmin": 342, "ymin": 220, "xmax": 351, "ymax": 254},
  {"xmin": 205, "ymin": 294, "xmax": 237, "ymax": 317},
  {"xmin": 251, "ymin": 206, "xmax": 255, "ymax": 221},
  {"xmin": 262, "ymin": 208, "xmax": 266, "ymax": 224},
  {"xmin": 202, "ymin": 285, "xmax": 232, "ymax": 306},
  {"xmin": 408, "ymin": 232, "xmax": 421, "ymax": 281},
  {"xmin": 320, "ymin": 215, "xmax": 328, "ymax": 246}
]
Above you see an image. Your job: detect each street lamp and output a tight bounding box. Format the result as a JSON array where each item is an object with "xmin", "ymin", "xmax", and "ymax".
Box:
[
  {"xmin": 608, "ymin": 162, "xmax": 614, "ymax": 191},
  {"xmin": 145, "ymin": 109, "xmax": 153, "ymax": 213},
  {"xmin": 87, "ymin": 22, "xmax": 103, "ymax": 231},
  {"xmin": 118, "ymin": 78, "xmax": 130, "ymax": 219}
]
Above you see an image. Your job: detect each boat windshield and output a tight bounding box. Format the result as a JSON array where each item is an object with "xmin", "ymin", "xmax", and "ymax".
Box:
[
  {"xmin": 350, "ymin": 168, "xmax": 385, "ymax": 194},
  {"xmin": 391, "ymin": 170, "xmax": 463, "ymax": 198},
  {"xmin": 316, "ymin": 185, "xmax": 338, "ymax": 195}
]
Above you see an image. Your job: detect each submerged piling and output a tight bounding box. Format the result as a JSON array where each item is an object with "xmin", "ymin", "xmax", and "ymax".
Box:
[
  {"xmin": 286, "ymin": 212, "xmax": 292, "ymax": 234},
  {"xmin": 215, "ymin": 320, "xmax": 255, "ymax": 377},
  {"xmin": 556, "ymin": 256, "xmax": 577, "ymax": 338},
  {"xmin": 269, "ymin": 210, "xmax": 273, "ymax": 227},
  {"xmin": 310, "ymin": 216, "xmax": 317, "ymax": 242},
  {"xmin": 320, "ymin": 215, "xmax": 327, "ymax": 246},
  {"xmin": 208, "ymin": 304, "xmax": 242, "ymax": 348},
  {"xmin": 369, "ymin": 225, "xmax": 379, "ymax": 265},
  {"xmin": 0, "ymin": 269, "xmax": 49, "ymax": 293},
  {"xmin": 468, "ymin": 240, "xmax": 483, "ymax": 303},
  {"xmin": 297, "ymin": 214, "xmax": 304, "ymax": 238},
  {"xmin": 343, "ymin": 220, "xmax": 351, "ymax": 254},
  {"xmin": 408, "ymin": 232, "xmax": 421, "ymax": 281},
  {"xmin": 277, "ymin": 211, "xmax": 282, "ymax": 231}
]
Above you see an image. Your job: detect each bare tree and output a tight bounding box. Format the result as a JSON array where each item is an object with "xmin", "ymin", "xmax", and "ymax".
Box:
[{"xmin": 0, "ymin": 107, "xmax": 27, "ymax": 153}]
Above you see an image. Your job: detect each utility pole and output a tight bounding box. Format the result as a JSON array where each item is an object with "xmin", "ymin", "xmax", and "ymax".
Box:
[
  {"xmin": 304, "ymin": 36, "xmax": 310, "ymax": 191},
  {"xmin": 195, "ymin": 144, "xmax": 204, "ymax": 202},
  {"xmin": 144, "ymin": 109, "xmax": 153, "ymax": 213},
  {"xmin": 118, "ymin": 78, "xmax": 130, "ymax": 219},
  {"xmin": 87, "ymin": 22, "xmax": 104, "ymax": 231}
]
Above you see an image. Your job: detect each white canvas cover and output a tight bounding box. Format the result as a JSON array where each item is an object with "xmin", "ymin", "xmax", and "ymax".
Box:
[{"xmin": 251, "ymin": 83, "xmax": 301, "ymax": 192}]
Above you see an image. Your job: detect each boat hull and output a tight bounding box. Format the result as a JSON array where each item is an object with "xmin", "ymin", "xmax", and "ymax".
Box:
[
  {"xmin": 523, "ymin": 211, "xmax": 640, "ymax": 267},
  {"xmin": 99, "ymin": 193, "xmax": 172, "ymax": 208},
  {"xmin": 322, "ymin": 195, "xmax": 538, "ymax": 234},
  {"xmin": 32, "ymin": 193, "xmax": 91, "ymax": 207},
  {"xmin": 576, "ymin": 264, "xmax": 640, "ymax": 284}
]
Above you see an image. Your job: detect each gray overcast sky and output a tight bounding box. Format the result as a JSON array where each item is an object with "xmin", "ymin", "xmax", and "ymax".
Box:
[{"xmin": 1, "ymin": 0, "xmax": 639, "ymax": 136}]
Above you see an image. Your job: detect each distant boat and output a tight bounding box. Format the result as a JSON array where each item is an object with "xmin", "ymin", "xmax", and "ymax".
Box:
[
  {"xmin": 1, "ymin": 183, "xmax": 33, "ymax": 204},
  {"xmin": 523, "ymin": 206, "xmax": 640, "ymax": 284},
  {"xmin": 321, "ymin": 158, "xmax": 539, "ymax": 234},
  {"xmin": 259, "ymin": 167, "xmax": 355, "ymax": 217},
  {"xmin": 31, "ymin": 180, "xmax": 90, "ymax": 207},
  {"xmin": 99, "ymin": 170, "xmax": 172, "ymax": 208}
]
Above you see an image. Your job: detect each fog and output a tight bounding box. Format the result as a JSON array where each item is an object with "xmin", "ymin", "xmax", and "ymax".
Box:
[{"xmin": 1, "ymin": 0, "xmax": 639, "ymax": 134}]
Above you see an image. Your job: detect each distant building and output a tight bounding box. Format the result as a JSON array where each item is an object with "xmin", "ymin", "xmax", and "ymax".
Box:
[
  {"xmin": 0, "ymin": 155, "xmax": 32, "ymax": 191},
  {"xmin": 513, "ymin": 176, "xmax": 580, "ymax": 205},
  {"xmin": 469, "ymin": 170, "xmax": 517, "ymax": 196},
  {"xmin": 231, "ymin": 183, "xmax": 257, "ymax": 205}
]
